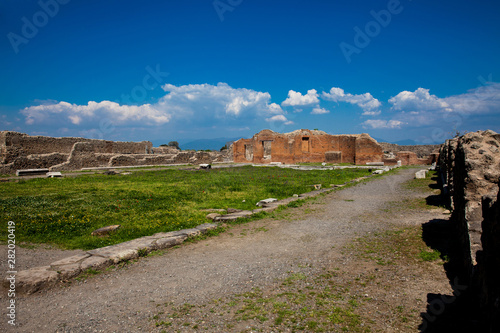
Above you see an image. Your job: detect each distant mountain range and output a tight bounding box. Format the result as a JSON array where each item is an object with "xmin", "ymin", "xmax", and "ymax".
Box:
[
  {"xmin": 179, "ymin": 137, "xmax": 245, "ymax": 151},
  {"xmin": 372, "ymin": 137, "xmax": 424, "ymax": 146}
]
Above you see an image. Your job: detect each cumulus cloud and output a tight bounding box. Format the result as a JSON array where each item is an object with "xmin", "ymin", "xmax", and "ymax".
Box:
[
  {"xmin": 22, "ymin": 101, "xmax": 170, "ymax": 126},
  {"xmin": 383, "ymin": 83, "xmax": 500, "ymax": 127},
  {"xmin": 265, "ymin": 114, "xmax": 289, "ymax": 122},
  {"xmin": 20, "ymin": 82, "xmax": 284, "ymax": 130},
  {"xmin": 362, "ymin": 119, "xmax": 403, "ymax": 129},
  {"xmin": 160, "ymin": 82, "xmax": 283, "ymax": 118},
  {"xmin": 282, "ymin": 89, "xmax": 319, "ymax": 107},
  {"xmin": 322, "ymin": 87, "xmax": 381, "ymax": 115},
  {"xmin": 311, "ymin": 107, "xmax": 330, "ymax": 115},
  {"xmin": 389, "ymin": 88, "xmax": 451, "ymax": 112}
]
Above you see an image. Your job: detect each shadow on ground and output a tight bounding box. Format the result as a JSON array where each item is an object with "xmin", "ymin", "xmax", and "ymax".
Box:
[
  {"xmin": 417, "ymin": 176, "xmax": 486, "ymax": 332},
  {"xmin": 417, "ymin": 178, "xmax": 485, "ymax": 332}
]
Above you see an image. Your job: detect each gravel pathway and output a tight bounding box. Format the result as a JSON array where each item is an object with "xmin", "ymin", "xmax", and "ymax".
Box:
[{"xmin": 2, "ymin": 168, "xmax": 439, "ymax": 332}]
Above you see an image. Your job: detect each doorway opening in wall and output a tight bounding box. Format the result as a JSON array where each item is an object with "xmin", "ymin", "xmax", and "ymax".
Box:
[
  {"xmin": 262, "ymin": 140, "xmax": 272, "ymax": 160},
  {"xmin": 302, "ymin": 137, "xmax": 310, "ymax": 152}
]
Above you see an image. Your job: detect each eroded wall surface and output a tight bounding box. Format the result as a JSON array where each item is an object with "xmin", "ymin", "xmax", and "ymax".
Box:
[
  {"xmin": 233, "ymin": 129, "xmax": 383, "ymax": 165},
  {"xmin": 439, "ymin": 130, "xmax": 500, "ymax": 330},
  {"xmin": 0, "ymin": 131, "xmax": 230, "ymax": 173}
]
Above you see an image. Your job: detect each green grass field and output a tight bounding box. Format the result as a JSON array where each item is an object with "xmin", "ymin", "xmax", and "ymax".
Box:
[{"xmin": 0, "ymin": 166, "xmax": 371, "ymax": 250}]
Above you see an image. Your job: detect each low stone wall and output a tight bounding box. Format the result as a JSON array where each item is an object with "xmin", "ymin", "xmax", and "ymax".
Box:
[
  {"xmin": 438, "ymin": 130, "xmax": 500, "ymax": 330},
  {"xmin": 379, "ymin": 142, "xmax": 441, "ymax": 158},
  {"xmin": 0, "ymin": 131, "xmax": 232, "ymax": 174}
]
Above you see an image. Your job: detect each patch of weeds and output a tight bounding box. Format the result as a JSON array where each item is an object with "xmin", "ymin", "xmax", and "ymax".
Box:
[
  {"xmin": 75, "ymin": 268, "xmax": 100, "ymax": 281},
  {"xmin": 155, "ymin": 321, "xmax": 172, "ymax": 327},
  {"xmin": 419, "ymin": 248, "xmax": 441, "ymax": 262},
  {"xmin": 137, "ymin": 248, "xmax": 149, "ymax": 257},
  {"xmin": 287, "ymin": 199, "xmax": 306, "ymax": 208},
  {"xmin": 282, "ymin": 272, "xmax": 307, "ymax": 286}
]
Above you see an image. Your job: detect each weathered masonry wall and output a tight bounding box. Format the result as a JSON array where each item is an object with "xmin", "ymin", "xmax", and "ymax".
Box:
[
  {"xmin": 0, "ymin": 131, "xmax": 230, "ymax": 174},
  {"xmin": 0, "ymin": 131, "xmax": 152, "ymax": 164},
  {"xmin": 233, "ymin": 129, "xmax": 383, "ymax": 165},
  {"xmin": 439, "ymin": 130, "xmax": 500, "ymax": 331},
  {"xmin": 379, "ymin": 142, "xmax": 441, "ymax": 158}
]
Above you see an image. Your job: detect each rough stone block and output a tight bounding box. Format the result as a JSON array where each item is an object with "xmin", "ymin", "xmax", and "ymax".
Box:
[
  {"xmin": 155, "ymin": 235, "xmax": 187, "ymax": 249},
  {"xmin": 256, "ymin": 198, "xmax": 278, "ymax": 206},
  {"xmin": 415, "ymin": 170, "xmax": 427, "ymax": 179},
  {"xmin": 196, "ymin": 223, "xmax": 218, "ymax": 233},
  {"xmin": 181, "ymin": 228, "xmax": 202, "ymax": 238},
  {"xmin": 13, "ymin": 266, "xmax": 59, "ymax": 294},
  {"xmin": 50, "ymin": 254, "xmax": 90, "ymax": 267},
  {"xmin": 206, "ymin": 213, "xmax": 222, "ymax": 220},
  {"xmin": 91, "ymin": 225, "xmax": 121, "ymax": 236},
  {"xmin": 80, "ymin": 256, "xmax": 112, "ymax": 271},
  {"xmin": 46, "ymin": 171, "xmax": 62, "ymax": 178}
]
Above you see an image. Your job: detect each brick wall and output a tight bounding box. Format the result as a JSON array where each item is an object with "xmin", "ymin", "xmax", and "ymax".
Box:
[{"xmin": 233, "ymin": 129, "xmax": 383, "ymax": 165}]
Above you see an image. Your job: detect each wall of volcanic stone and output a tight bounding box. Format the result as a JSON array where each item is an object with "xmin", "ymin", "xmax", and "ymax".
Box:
[{"xmin": 438, "ymin": 130, "xmax": 500, "ymax": 330}]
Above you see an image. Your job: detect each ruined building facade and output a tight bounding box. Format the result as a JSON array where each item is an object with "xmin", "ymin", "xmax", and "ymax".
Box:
[{"xmin": 233, "ymin": 129, "xmax": 384, "ymax": 165}]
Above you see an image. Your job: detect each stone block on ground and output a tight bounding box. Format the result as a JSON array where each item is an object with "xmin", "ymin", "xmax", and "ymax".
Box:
[
  {"xmin": 80, "ymin": 256, "xmax": 112, "ymax": 271},
  {"xmin": 180, "ymin": 228, "xmax": 202, "ymax": 238},
  {"xmin": 415, "ymin": 170, "xmax": 427, "ymax": 179},
  {"xmin": 13, "ymin": 266, "xmax": 59, "ymax": 294},
  {"xmin": 206, "ymin": 213, "xmax": 222, "ymax": 220},
  {"xmin": 195, "ymin": 223, "xmax": 218, "ymax": 233},
  {"xmin": 91, "ymin": 225, "xmax": 121, "ymax": 236},
  {"xmin": 16, "ymin": 168, "xmax": 49, "ymax": 176},
  {"xmin": 256, "ymin": 198, "xmax": 278, "ymax": 206},
  {"xmin": 46, "ymin": 171, "xmax": 62, "ymax": 178},
  {"xmin": 155, "ymin": 235, "xmax": 188, "ymax": 249}
]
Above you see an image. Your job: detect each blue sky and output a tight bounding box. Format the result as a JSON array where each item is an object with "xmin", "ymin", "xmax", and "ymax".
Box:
[{"xmin": 1, "ymin": 0, "xmax": 499, "ymax": 146}]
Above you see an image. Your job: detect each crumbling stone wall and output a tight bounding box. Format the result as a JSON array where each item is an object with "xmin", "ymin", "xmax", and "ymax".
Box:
[
  {"xmin": 478, "ymin": 192, "xmax": 500, "ymax": 332},
  {"xmin": 233, "ymin": 129, "xmax": 383, "ymax": 165},
  {"xmin": 0, "ymin": 131, "xmax": 152, "ymax": 164},
  {"xmin": 439, "ymin": 130, "xmax": 500, "ymax": 329},
  {"xmin": 0, "ymin": 131, "xmax": 231, "ymax": 174},
  {"xmin": 379, "ymin": 142, "xmax": 441, "ymax": 158}
]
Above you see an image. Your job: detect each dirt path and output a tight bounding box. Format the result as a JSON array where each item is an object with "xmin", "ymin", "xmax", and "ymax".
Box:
[{"xmin": 2, "ymin": 168, "xmax": 452, "ymax": 332}]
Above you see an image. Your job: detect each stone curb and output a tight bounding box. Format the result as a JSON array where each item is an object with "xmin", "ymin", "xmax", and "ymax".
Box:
[
  {"xmin": 4, "ymin": 171, "xmax": 387, "ymax": 295},
  {"xmin": 4, "ymin": 223, "xmax": 218, "ymax": 295}
]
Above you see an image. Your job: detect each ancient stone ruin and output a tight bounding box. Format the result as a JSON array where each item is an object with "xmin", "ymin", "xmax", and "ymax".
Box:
[
  {"xmin": 0, "ymin": 131, "xmax": 230, "ymax": 174},
  {"xmin": 380, "ymin": 142, "xmax": 441, "ymax": 166},
  {"xmin": 1, "ymin": 129, "xmax": 441, "ymax": 174},
  {"xmin": 438, "ymin": 130, "xmax": 500, "ymax": 330},
  {"xmin": 233, "ymin": 129, "xmax": 384, "ymax": 165},
  {"xmin": 233, "ymin": 129, "xmax": 439, "ymax": 166}
]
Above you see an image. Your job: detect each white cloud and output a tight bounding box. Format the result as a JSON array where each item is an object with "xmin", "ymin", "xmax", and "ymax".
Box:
[
  {"xmin": 362, "ymin": 119, "xmax": 403, "ymax": 129},
  {"xmin": 311, "ymin": 107, "xmax": 330, "ymax": 115},
  {"xmin": 322, "ymin": 87, "xmax": 381, "ymax": 115},
  {"xmin": 159, "ymin": 82, "xmax": 283, "ymax": 119},
  {"xmin": 282, "ymin": 89, "xmax": 319, "ymax": 107},
  {"xmin": 266, "ymin": 114, "xmax": 289, "ymax": 122},
  {"xmin": 389, "ymin": 88, "xmax": 451, "ymax": 112},
  {"xmin": 21, "ymin": 82, "xmax": 283, "ymax": 129},
  {"xmin": 383, "ymin": 83, "xmax": 500, "ymax": 127},
  {"xmin": 22, "ymin": 101, "xmax": 171, "ymax": 126}
]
